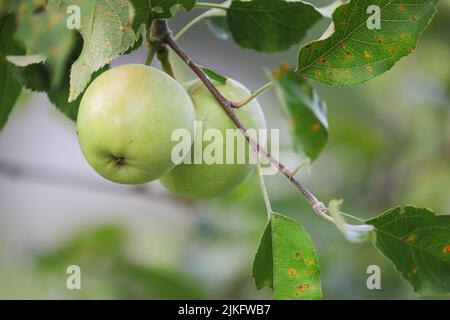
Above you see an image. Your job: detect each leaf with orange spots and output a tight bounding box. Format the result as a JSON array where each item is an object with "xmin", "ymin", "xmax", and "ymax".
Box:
[
  {"xmin": 8, "ymin": 0, "xmax": 76, "ymax": 88},
  {"xmin": 252, "ymin": 213, "xmax": 322, "ymax": 300},
  {"xmin": 54, "ymin": 0, "xmax": 141, "ymax": 102},
  {"xmin": 298, "ymin": 0, "xmax": 438, "ymax": 86},
  {"xmin": 367, "ymin": 206, "xmax": 450, "ymax": 296},
  {"xmin": 269, "ymin": 68, "xmax": 328, "ymax": 161}
]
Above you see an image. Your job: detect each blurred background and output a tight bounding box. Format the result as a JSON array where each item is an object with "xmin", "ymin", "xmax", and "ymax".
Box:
[{"xmin": 0, "ymin": 0, "xmax": 449, "ymax": 299}]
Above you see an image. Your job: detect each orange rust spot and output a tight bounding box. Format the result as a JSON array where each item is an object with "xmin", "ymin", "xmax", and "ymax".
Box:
[
  {"xmin": 412, "ymin": 16, "xmax": 417, "ymax": 21},
  {"xmin": 397, "ymin": 5, "xmax": 404, "ymax": 12},
  {"xmin": 315, "ymin": 71, "xmax": 322, "ymax": 78},
  {"xmin": 120, "ymin": 25, "xmax": 125, "ymax": 32},
  {"xmin": 401, "ymin": 33, "xmax": 409, "ymax": 40},
  {"xmin": 408, "ymin": 47, "xmax": 414, "ymax": 53},
  {"xmin": 295, "ymin": 252, "xmax": 302, "ymax": 258},
  {"xmin": 377, "ymin": 36, "xmax": 382, "ymax": 44},
  {"xmin": 339, "ymin": 43, "xmax": 346, "ymax": 49},
  {"xmin": 335, "ymin": 70, "xmax": 340, "ymax": 76},
  {"xmin": 288, "ymin": 268, "xmax": 297, "ymax": 276},
  {"xmin": 306, "ymin": 259, "xmax": 313, "ymax": 266},
  {"xmin": 341, "ymin": 21, "xmax": 347, "ymax": 27},
  {"xmin": 412, "ymin": 267, "xmax": 417, "ymax": 274},
  {"xmin": 310, "ymin": 123, "xmax": 320, "ymax": 132},
  {"xmin": 319, "ymin": 56, "xmax": 327, "ymax": 63},
  {"xmin": 443, "ymin": 245, "xmax": 450, "ymax": 254},
  {"xmin": 272, "ymin": 70, "xmax": 280, "ymax": 80},
  {"xmin": 328, "ymin": 71, "xmax": 333, "ymax": 77},
  {"xmin": 280, "ymin": 63, "xmax": 289, "ymax": 74},
  {"xmin": 346, "ymin": 51, "xmax": 351, "ymax": 58},
  {"xmin": 364, "ymin": 50, "xmax": 371, "ymax": 58},
  {"xmin": 367, "ymin": 66, "xmax": 373, "ymax": 73},
  {"xmin": 405, "ymin": 235, "xmax": 415, "ymax": 244}
]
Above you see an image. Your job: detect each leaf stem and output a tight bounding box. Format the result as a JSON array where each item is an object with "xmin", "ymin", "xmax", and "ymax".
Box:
[
  {"xmin": 195, "ymin": 2, "xmax": 229, "ymax": 10},
  {"xmin": 256, "ymin": 156, "xmax": 273, "ymax": 220},
  {"xmin": 156, "ymin": 43, "xmax": 175, "ymax": 78},
  {"xmin": 158, "ymin": 20, "xmax": 326, "ymax": 215},
  {"xmin": 233, "ymin": 82, "xmax": 273, "ymax": 109},
  {"xmin": 174, "ymin": 10, "xmax": 220, "ymax": 41},
  {"xmin": 145, "ymin": 42, "xmax": 158, "ymax": 66}
]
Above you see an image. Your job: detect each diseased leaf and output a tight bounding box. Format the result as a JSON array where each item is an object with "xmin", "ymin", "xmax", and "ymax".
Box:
[
  {"xmin": 48, "ymin": 34, "xmax": 109, "ymax": 120},
  {"xmin": 13, "ymin": 0, "xmax": 75, "ymax": 88},
  {"xmin": 227, "ymin": 0, "xmax": 323, "ymax": 53},
  {"xmin": 367, "ymin": 206, "xmax": 450, "ymax": 296},
  {"xmin": 269, "ymin": 67, "xmax": 328, "ymax": 161},
  {"xmin": 298, "ymin": 0, "xmax": 439, "ymax": 86},
  {"xmin": 0, "ymin": 13, "xmax": 24, "ymax": 130},
  {"xmin": 60, "ymin": 0, "xmax": 138, "ymax": 102},
  {"xmin": 201, "ymin": 67, "xmax": 227, "ymax": 85},
  {"xmin": 253, "ymin": 213, "xmax": 322, "ymax": 300},
  {"xmin": 253, "ymin": 221, "xmax": 273, "ymax": 289}
]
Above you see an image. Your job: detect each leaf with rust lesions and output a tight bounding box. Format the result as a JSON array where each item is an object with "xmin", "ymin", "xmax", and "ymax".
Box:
[
  {"xmin": 298, "ymin": 0, "xmax": 439, "ymax": 86},
  {"xmin": 269, "ymin": 67, "xmax": 328, "ymax": 162},
  {"xmin": 367, "ymin": 206, "xmax": 450, "ymax": 296},
  {"xmin": 253, "ymin": 213, "xmax": 322, "ymax": 300},
  {"xmin": 58, "ymin": 0, "xmax": 139, "ymax": 102}
]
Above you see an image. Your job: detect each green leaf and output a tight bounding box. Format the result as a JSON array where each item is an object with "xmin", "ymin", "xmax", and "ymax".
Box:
[
  {"xmin": 201, "ymin": 67, "xmax": 227, "ymax": 85},
  {"xmin": 6, "ymin": 54, "xmax": 46, "ymax": 67},
  {"xmin": 253, "ymin": 213, "xmax": 322, "ymax": 300},
  {"xmin": 269, "ymin": 67, "xmax": 328, "ymax": 161},
  {"xmin": 367, "ymin": 206, "xmax": 450, "ymax": 296},
  {"xmin": 9, "ymin": 63, "xmax": 50, "ymax": 92},
  {"xmin": 227, "ymin": 0, "xmax": 323, "ymax": 53},
  {"xmin": 13, "ymin": 0, "xmax": 75, "ymax": 88},
  {"xmin": 48, "ymin": 34, "xmax": 109, "ymax": 121},
  {"xmin": 149, "ymin": 0, "xmax": 196, "ymax": 19},
  {"xmin": 207, "ymin": 15, "xmax": 230, "ymax": 40},
  {"xmin": 61, "ymin": 0, "xmax": 138, "ymax": 102},
  {"xmin": 0, "ymin": 13, "xmax": 24, "ymax": 131},
  {"xmin": 298, "ymin": 0, "xmax": 439, "ymax": 86},
  {"xmin": 48, "ymin": 66, "xmax": 108, "ymax": 121},
  {"xmin": 129, "ymin": 0, "xmax": 151, "ymax": 31}
]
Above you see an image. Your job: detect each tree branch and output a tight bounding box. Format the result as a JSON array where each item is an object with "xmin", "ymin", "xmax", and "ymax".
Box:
[{"xmin": 155, "ymin": 21, "xmax": 326, "ymax": 215}]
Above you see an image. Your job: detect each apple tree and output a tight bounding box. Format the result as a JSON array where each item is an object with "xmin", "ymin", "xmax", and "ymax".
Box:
[{"xmin": 0, "ymin": 0, "xmax": 449, "ymax": 299}]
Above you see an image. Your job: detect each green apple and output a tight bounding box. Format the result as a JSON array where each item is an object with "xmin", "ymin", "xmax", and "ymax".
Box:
[
  {"xmin": 77, "ymin": 64, "xmax": 195, "ymax": 184},
  {"xmin": 160, "ymin": 78, "xmax": 266, "ymax": 199}
]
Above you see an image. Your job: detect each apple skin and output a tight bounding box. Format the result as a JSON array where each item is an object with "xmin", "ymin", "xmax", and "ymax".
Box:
[
  {"xmin": 77, "ymin": 64, "xmax": 195, "ymax": 184},
  {"xmin": 160, "ymin": 78, "xmax": 266, "ymax": 199}
]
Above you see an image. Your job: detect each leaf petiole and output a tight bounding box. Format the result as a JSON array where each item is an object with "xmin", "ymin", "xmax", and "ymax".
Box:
[
  {"xmin": 174, "ymin": 9, "xmax": 225, "ymax": 41},
  {"xmin": 195, "ymin": 2, "xmax": 230, "ymax": 10},
  {"xmin": 233, "ymin": 82, "xmax": 273, "ymax": 109}
]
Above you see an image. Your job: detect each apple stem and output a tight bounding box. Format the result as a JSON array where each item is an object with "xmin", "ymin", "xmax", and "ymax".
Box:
[{"xmin": 155, "ymin": 20, "xmax": 327, "ymax": 216}]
